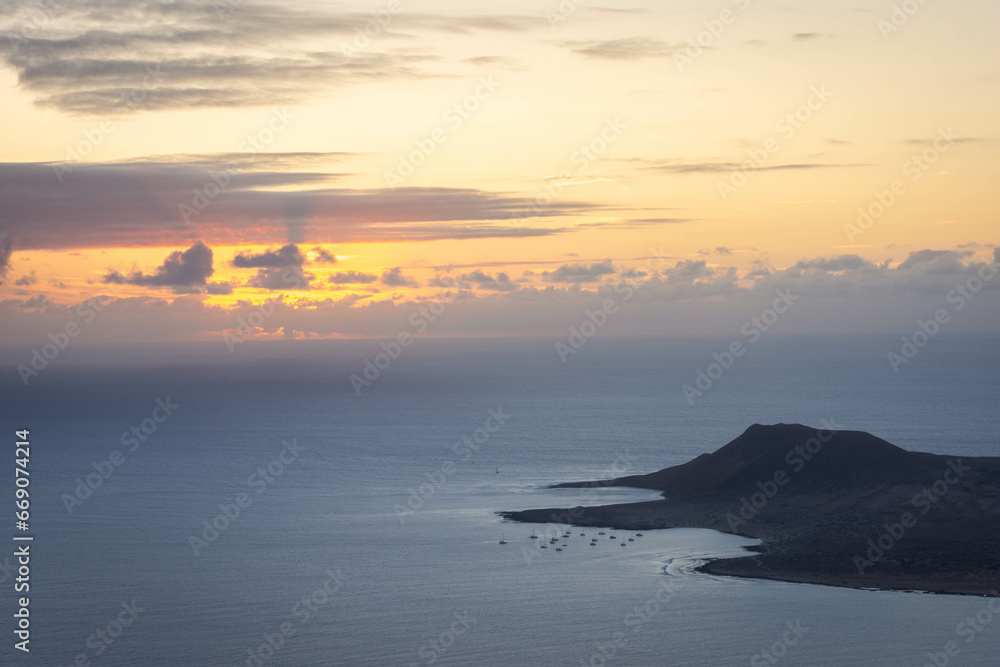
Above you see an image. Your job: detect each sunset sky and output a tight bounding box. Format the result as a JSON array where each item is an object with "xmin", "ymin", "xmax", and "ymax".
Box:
[{"xmin": 1, "ymin": 0, "xmax": 998, "ymax": 343}]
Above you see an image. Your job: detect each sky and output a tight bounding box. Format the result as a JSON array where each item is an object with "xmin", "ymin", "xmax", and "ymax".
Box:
[{"xmin": 0, "ymin": 0, "xmax": 998, "ymax": 343}]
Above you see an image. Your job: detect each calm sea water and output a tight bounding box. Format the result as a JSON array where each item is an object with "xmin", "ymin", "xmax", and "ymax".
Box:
[{"xmin": 1, "ymin": 335, "xmax": 998, "ymax": 666}]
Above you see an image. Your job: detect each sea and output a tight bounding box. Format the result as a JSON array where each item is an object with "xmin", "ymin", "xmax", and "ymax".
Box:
[{"xmin": 0, "ymin": 335, "xmax": 998, "ymax": 666}]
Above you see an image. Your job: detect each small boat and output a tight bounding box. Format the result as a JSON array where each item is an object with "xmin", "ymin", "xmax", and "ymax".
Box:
[
  {"xmin": 628, "ymin": 538, "xmax": 634, "ymax": 542},
  {"xmin": 636, "ymin": 533, "xmax": 643, "ymax": 537},
  {"xmin": 580, "ymin": 533, "xmax": 585, "ymax": 536},
  {"xmin": 621, "ymin": 543, "xmax": 626, "ymax": 547},
  {"xmin": 540, "ymin": 545, "xmax": 547, "ymax": 549},
  {"xmin": 499, "ymin": 532, "xmax": 508, "ymax": 545},
  {"xmin": 598, "ymin": 532, "xmax": 606, "ymax": 535},
  {"xmin": 589, "ymin": 542, "xmax": 597, "ymax": 546},
  {"xmin": 609, "ymin": 535, "xmax": 616, "ymax": 539},
  {"xmin": 530, "ymin": 530, "xmax": 538, "ymax": 539}
]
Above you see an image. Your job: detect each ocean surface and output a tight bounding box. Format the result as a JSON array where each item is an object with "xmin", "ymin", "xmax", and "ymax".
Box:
[{"xmin": 1, "ymin": 335, "xmax": 998, "ymax": 666}]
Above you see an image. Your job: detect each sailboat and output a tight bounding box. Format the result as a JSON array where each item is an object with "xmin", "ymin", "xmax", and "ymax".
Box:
[
  {"xmin": 529, "ymin": 530, "xmax": 538, "ymax": 539},
  {"xmin": 499, "ymin": 532, "xmax": 507, "ymax": 545}
]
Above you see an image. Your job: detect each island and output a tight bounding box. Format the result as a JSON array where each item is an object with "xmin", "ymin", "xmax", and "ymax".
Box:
[{"xmin": 502, "ymin": 423, "xmax": 1000, "ymax": 596}]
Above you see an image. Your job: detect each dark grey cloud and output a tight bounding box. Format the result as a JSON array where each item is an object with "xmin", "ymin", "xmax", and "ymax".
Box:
[
  {"xmin": 103, "ymin": 241, "xmax": 214, "ymax": 288},
  {"xmin": 310, "ymin": 247, "xmax": 337, "ymax": 264},
  {"xmin": 0, "ymin": 234, "xmax": 11, "ymax": 283},
  {"xmin": 381, "ymin": 267, "xmax": 418, "ymax": 287},
  {"xmin": 246, "ymin": 266, "xmax": 314, "ymax": 291},
  {"xmin": 459, "ymin": 269, "xmax": 518, "ymax": 291},
  {"xmin": 543, "ymin": 260, "xmax": 616, "ymax": 283},
  {"xmin": 14, "ymin": 272, "xmax": 36, "ymax": 287},
  {"xmin": 667, "ymin": 260, "xmax": 713, "ymax": 281},
  {"xmin": 232, "ymin": 244, "xmax": 305, "ymax": 268},
  {"xmin": 0, "ymin": 158, "xmax": 601, "ymax": 250},
  {"xmin": 897, "ymin": 249, "xmax": 972, "ymax": 271},
  {"xmin": 560, "ymin": 37, "xmax": 679, "ymax": 60},
  {"xmin": 206, "ymin": 282, "xmax": 234, "ymax": 295},
  {"xmin": 0, "ymin": 2, "xmax": 536, "ymax": 114},
  {"xmin": 329, "ymin": 271, "xmax": 378, "ymax": 285}
]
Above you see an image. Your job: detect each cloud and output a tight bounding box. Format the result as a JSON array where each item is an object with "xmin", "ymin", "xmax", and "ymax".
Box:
[
  {"xmin": 793, "ymin": 32, "xmax": 835, "ymax": 41},
  {"xmin": 381, "ymin": 267, "xmax": 418, "ymax": 287},
  {"xmin": 543, "ymin": 260, "xmax": 616, "ymax": 283},
  {"xmin": 0, "ymin": 158, "xmax": 600, "ymax": 250},
  {"xmin": 14, "ymin": 272, "xmax": 37, "ymax": 287},
  {"xmin": 897, "ymin": 249, "xmax": 972, "ymax": 272},
  {"xmin": 0, "ymin": 2, "xmax": 536, "ymax": 114},
  {"xmin": 206, "ymin": 282, "xmax": 234, "ymax": 295},
  {"xmin": 232, "ymin": 244, "xmax": 305, "ymax": 268},
  {"xmin": 464, "ymin": 55, "xmax": 521, "ymax": 70},
  {"xmin": 3, "ymin": 248, "xmax": 999, "ymax": 343},
  {"xmin": 560, "ymin": 37, "xmax": 679, "ymax": 60},
  {"xmin": 577, "ymin": 217, "xmax": 693, "ymax": 229},
  {"xmin": 698, "ymin": 247, "xmax": 733, "ymax": 256},
  {"xmin": 789, "ymin": 255, "xmax": 878, "ymax": 274},
  {"xmin": 103, "ymin": 241, "xmax": 214, "ymax": 288},
  {"xmin": 330, "ymin": 271, "xmax": 378, "ymax": 285},
  {"xmin": 459, "ymin": 270, "xmax": 518, "ymax": 291},
  {"xmin": 640, "ymin": 159, "xmax": 861, "ymax": 174},
  {"xmin": 310, "ymin": 247, "xmax": 337, "ymax": 264},
  {"xmin": 0, "ymin": 234, "xmax": 12, "ymax": 283},
  {"xmin": 246, "ymin": 267, "xmax": 314, "ymax": 291}
]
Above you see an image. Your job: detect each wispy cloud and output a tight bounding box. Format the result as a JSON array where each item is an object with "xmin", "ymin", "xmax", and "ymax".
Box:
[
  {"xmin": 0, "ymin": 1, "xmax": 536, "ymax": 114},
  {"xmin": 0, "ymin": 158, "xmax": 604, "ymax": 250},
  {"xmin": 559, "ymin": 36, "xmax": 679, "ymax": 60}
]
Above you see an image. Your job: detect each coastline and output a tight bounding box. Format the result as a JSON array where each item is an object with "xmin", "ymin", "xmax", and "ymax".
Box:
[{"xmin": 501, "ymin": 495, "xmax": 1000, "ymax": 598}]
